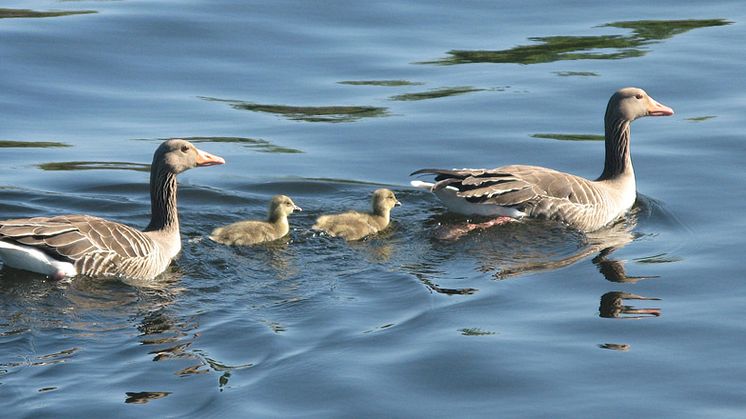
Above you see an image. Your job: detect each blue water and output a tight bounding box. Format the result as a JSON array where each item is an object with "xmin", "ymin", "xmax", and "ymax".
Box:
[{"xmin": 1, "ymin": 1, "xmax": 745, "ymax": 417}]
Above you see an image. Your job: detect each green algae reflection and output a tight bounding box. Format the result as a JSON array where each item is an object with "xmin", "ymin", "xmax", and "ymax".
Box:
[
  {"xmin": 338, "ymin": 80, "xmax": 424, "ymax": 87},
  {"xmin": 0, "ymin": 8, "xmax": 96, "ymax": 19},
  {"xmin": 200, "ymin": 97, "xmax": 388, "ymax": 123},
  {"xmin": 423, "ymin": 19, "xmax": 731, "ymax": 65},
  {"xmin": 187, "ymin": 137, "xmax": 302, "ymax": 154},
  {"xmin": 0, "ymin": 140, "xmax": 71, "ymax": 148},
  {"xmin": 389, "ymin": 86, "xmax": 485, "ymax": 101},
  {"xmin": 532, "ymin": 133, "xmax": 605, "ymax": 142},
  {"xmin": 685, "ymin": 115, "xmax": 717, "ymax": 122},
  {"xmin": 38, "ymin": 161, "xmax": 151, "ymax": 172},
  {"xmin": 554, "ymin": 71, "xmax": 599, "ymax": 77},
  {"xmin": 172, "ymin": 137, "xmax": 302, "ymax": 154}
]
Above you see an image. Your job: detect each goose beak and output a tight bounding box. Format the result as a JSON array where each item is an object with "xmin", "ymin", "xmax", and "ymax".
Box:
[
  {"xmin": 195, "ymin": 148, "xmax": 226, "ymax": 167},
  {"xmin": 647, "ymin": 97, "xmax": 674, "ymax": 117}
]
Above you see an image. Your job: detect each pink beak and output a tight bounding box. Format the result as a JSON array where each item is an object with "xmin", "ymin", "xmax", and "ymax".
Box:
[
  {"xmin": 194, "ymin": 148, "xmax": 225, "ymax": 167},
  {"xmin": 647, "ymin": 96, "xmax": 674, "ymax": 117}
]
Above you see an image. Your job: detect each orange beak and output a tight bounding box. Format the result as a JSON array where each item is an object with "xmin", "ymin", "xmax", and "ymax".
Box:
[
  {"xmin": 647, "ymin": 96, "xmax": 674, "ymax": 117},
  {"xmin": 194, "ymin": 148, "xmax": 225, "ymax": 167}
]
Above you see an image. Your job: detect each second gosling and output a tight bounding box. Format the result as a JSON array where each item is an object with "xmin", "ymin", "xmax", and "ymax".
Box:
[
  {"xmin": 210, "ymin": 195, "xmax": 302, "ymax": 246},
  {"xmin": 312, "ymin": 189, "xmax": 401, "ymax": 241}
]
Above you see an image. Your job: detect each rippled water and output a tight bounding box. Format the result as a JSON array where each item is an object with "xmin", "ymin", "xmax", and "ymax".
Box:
[{"xmin": 1, "ymin": 1, "xmax": 745, "ymax": 417}]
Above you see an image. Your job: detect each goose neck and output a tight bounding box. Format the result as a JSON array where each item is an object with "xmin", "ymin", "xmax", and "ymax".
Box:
[
  {"xmin": 145, "ymin": 167, "xmax": 179, "ymax": 233},
  {"xmin": 598, "ymin": 117, "xmax": 633, "ymax": 181}
]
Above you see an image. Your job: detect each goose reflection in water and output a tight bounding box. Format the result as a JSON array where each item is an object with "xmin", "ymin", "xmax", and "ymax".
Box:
[
  {"xmin": 599, "ymin": 291, "xmax": 661, "ymax": 319},
  {"xmin": 401, "ymin": 193, "xmax": 679, "ymax": 296},
  {"xmin": 0, "ymin": 266, "xmax": 249, "ymax": 392}
]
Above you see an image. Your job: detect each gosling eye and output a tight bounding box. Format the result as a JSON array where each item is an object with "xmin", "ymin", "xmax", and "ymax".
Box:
[{"xmin": 635, "ymin": 94, "xmax": 643, "ymax": 100}]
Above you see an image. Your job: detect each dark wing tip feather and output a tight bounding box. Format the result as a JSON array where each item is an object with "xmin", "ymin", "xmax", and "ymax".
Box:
[{"xmin": 410, "ymin": 168, "xmax": 442, "ymax": 176}]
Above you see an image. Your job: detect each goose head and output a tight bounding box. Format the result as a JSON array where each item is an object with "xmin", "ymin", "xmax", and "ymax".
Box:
[
  {"xmin": 154, "ymin": 139, "xmax": 225, "ymax": 174},
  {"xmin": 270, "ymin": 195, "xmax": 302, "ymax": 219},
  {"xmin": 372, "ymin": 189, "xmax": 401, "ymax": 215},
  {"xmin": 606, "ymin": 87, "xmax": 674, "ymax": 122}
]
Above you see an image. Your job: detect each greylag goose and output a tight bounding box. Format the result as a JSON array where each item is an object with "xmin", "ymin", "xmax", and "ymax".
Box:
[
  {"xmin": 0, "ymin": 139, "xmax": 225, "ymax": 280},
  {"xmin": 411, "ymin": 87, "xmax": 673, "ymax": 232},
  {"xmin": 312, "ymin": 189, "xmax": 401, "ymax": 241},
  {"xmin": 209, "ymin": 195, "xmax": 302, "ymax": 246}
]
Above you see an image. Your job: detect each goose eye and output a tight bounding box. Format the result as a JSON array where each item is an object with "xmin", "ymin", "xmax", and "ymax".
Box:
[
  {"xmin": 180, "ymin": 145, "xmax": 190, "ymax": 153},
  {"xmin": 635, "ymin": 94, "xmax": 643, "ymax": 100}
]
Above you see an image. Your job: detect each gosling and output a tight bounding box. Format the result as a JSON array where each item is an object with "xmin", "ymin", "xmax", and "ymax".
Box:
[
  {"xmin": 312, "ymin": 189, "xmax": 401, "ymax": 241},
  {"xmin": 210, "ymin": 195, "xmax": 302, "ymax": 246}
]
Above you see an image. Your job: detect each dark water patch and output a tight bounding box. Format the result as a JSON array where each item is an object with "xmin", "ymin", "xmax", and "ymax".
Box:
[
  {"xmin": 634, "ymin": 193, "xmax": 689, "ymax": 232},
  {"xmin": 38, "ymin": 387, "xmax": 58, "ymax": 393},
  {"xmin": 0, "ymin": 8, "xmax": 96, "ymax": 19},
  {"xmin": 338, "ymin": 80, "xmax": 423, "ymax": 87},
  {"xmin": 389, "ymin": 86, "xmax": 485, "ymax": 101},
  {"xmin": 199, "ymin": 97, "xmax": 388, "ymax": 123},
  {"xmin": 37, "ymin": 161, "xmax": 151, "ymax": 172},
  {"xmin": 686, "ymin": 115, "xmax": 717, "ymax": 122},
  {"xmin": 124, "ymin": 391, "xmax": 172, "ymax": 404},
  {"xmin": 460, "ymin": 328, "xmax": 496, "ymax": 336},
  {"xmin": 302, "ymin": 177, "xmax": 396, "ymax": 187},
  {"xmin": 0, "ymin": 347, "xmax": 80, "ymax": 369},
  {"xmin": 136, "ymin": 136, "xmax": 303, "ymax": 154},
  {"xmin": 532, "ymin": 133, "xmax": 604, "ymax": 141},
  {"xmin": 0, "ymin": 140, "xmax": 71, "ymax": 148},
  {"xmin": 634, "ymin": 253, "xmax": 683, "ymax": 264},
  {"xmin": 235, "ymin": 177, "xmax": 395, "ymax": 195},
  {"xmin": 598, "ymin": 343, "xmax": 631, "ymax": 351},
  {"xmin": 422, "ymin": 19, "xmax": 731, "ymax": 65},
  {"xmin": 554, "ymin": 71, "xmax": 599, "ymax": 77}
]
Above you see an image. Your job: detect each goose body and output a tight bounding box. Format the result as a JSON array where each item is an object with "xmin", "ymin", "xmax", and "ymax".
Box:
[
  {"xmin": 0, "ymin": 139, "xmax": 224, "ymax": 280},
  {"xmin": 210, "ymin": 195, "xmax": 302, "ymax": 246},
  {"xmin": 411, "ymin": 88, "xmax": 673, "ymax": 232},
  {"xmin": 313, "ymin": 189, "xmax": 401, "ymax": 241}
]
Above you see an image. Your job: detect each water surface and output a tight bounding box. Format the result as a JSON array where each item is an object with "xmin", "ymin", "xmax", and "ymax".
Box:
[{"xmin": 1, "ymin": 0, "xmax": 745, "ymax": 417}]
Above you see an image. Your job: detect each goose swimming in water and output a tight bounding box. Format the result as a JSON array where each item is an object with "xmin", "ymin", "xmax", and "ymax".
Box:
[
  {"xmin": 210, "ymin": 195, "xmax": 302, "ymax": 246},
  {"xmin": 312, "ymin": 189, "xmax": 401, "ymax": 241},
  {"xmin": 0, "ymin": 139, "xmax": 225, "ymax": 280},
  {"xmin": 411, "ymin": 87, "xmax": 673, "ymax": 232}
]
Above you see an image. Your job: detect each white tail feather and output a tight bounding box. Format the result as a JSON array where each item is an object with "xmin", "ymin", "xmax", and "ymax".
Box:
[
  {"xmin": 410, "ymin": 180, "xmax": 434, "ymax": 191},
  {"xmin": 0, "ymin": 241, "xmax": 76, "ymax": 278}
]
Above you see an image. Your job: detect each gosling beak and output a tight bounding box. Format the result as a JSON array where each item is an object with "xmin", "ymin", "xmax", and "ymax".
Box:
[
  {"xmin": 195, "ymin": 148, "xmax": 226, "ymax": 167},
  {"xmin": 293, "ymin": 205, "xmax": 303, "ymax": 212},
  {"xmin": 394, "ymin": 200, "xmax": 402, "ymax": 207},
  {"xmin": 647, "ymin": 96, "xmax": 674, "ymax": 117}
]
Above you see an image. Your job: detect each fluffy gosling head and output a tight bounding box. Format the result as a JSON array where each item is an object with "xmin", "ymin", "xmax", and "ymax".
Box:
[
  {"xmin": 372, "ymin": 189, "xmax": 401, "ymax": 216},
  {"xmin": 269, "ymin": 195, "xmax": 302, "ymax": 221}
]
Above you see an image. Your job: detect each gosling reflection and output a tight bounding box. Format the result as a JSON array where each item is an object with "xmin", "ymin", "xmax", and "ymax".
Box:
[{"xmin": 599, "ymin": 291, "xmax": 661, "ymax": 319}]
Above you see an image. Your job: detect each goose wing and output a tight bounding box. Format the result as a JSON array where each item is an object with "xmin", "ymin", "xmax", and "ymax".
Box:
[
  {"xmin": 0, "ymin": 214, "xmax": 158, "ymax": 277},
  {"xmin": 412, "ymin": 165, "xmax": 606, "ymax": 226}
]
